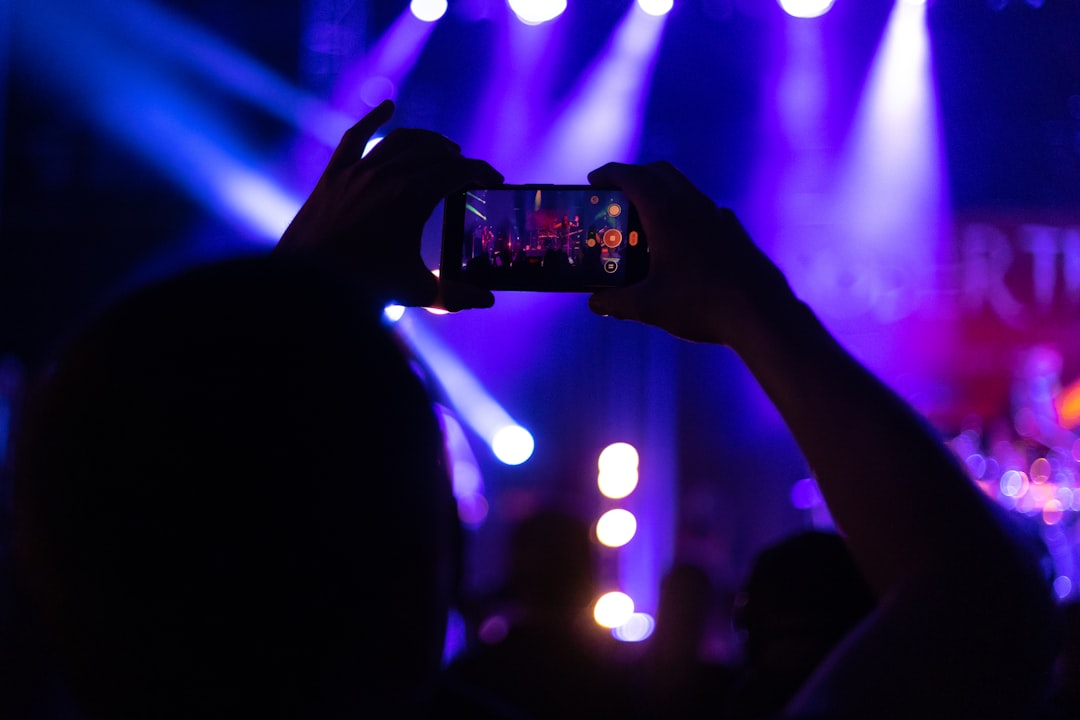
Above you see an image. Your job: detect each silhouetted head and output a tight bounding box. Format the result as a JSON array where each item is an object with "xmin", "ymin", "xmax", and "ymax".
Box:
[
  {"xmin": 735, "ymin": 530, "xmax": 876, "ymax": 678},
  {"xmin": 14, "ymin": 255, "xmax": 458, "ymax": 718},
  {"xmin": 654, "ymin": 562, "xmax": 714, "ymax": 659},
  {"xmin": 506, "ymin": 508, "xmax": 595, "ymax": 619}
]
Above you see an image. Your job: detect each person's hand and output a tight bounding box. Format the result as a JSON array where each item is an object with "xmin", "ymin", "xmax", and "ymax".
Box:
[
  {"xmin": 586, "ymin": 161, "xmax": 794, "ymax": 345},
  {"xmin": 276, "ymin": 100, "xmax": 504, "ymax": 310}
]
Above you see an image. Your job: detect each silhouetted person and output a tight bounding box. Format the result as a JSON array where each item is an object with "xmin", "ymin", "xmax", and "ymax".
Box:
[
  {"xmin": 634, "ymin": 561, "xmax": 738, "ymax": 719},
  {"xmin": 726, "ymin": 531, "xmax": 876, "ymax": 719},
  {"xmin": 586, "ymin": 158, "xmax": 1059, "ymax": 719},
  {"xmin": 11, "ymin": 99, "xmax": 1059, "ymax": 720},
  {"xmin": 13, "ymin": 101, "xmax": 503, "ymax": 719},
  {"xmin": 541, "ymin": 245, "xmax": 571, "ymax": 286},
  {"xmin": 436, "ymin": 508, "xmax": 640, "ymax": 719},
  {"xmin": 1042, "ymin": 599, "xmax": 1080, "ymax": 719}
]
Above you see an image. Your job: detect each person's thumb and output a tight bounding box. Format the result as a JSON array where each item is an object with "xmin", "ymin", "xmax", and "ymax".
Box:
[{"xmin": 588, "ymin": 288, "xmax": 637, "ymax": 320}]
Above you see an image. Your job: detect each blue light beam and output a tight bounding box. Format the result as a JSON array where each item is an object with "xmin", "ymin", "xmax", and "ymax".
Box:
[
  {"xmin": 13, "ymin": 0, "xmax": 302, "ymax": 241},
  {"xmin": 395, "ymin": 313, "xmax": 535, "ymax": 466},
  {"xmin": 527, "ymin": 3, "xmax": 669, "ymax": 181}
]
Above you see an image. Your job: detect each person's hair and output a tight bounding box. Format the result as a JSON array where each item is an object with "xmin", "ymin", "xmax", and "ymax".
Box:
[
  {"xmin": 735, "ymin": 530, "xmax": 877, "ymax": 660},
  {"xmin": 14, "ymin": 255, "xmax": 459, "ymax": 718}
]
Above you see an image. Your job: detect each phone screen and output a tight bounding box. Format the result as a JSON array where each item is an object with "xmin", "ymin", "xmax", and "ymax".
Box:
[{"xmin": 440, "ymin": 185, "xmax": 648, "ymax": 291}]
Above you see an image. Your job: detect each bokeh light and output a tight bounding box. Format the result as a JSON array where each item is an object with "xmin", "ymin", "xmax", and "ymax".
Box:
[
  {"xmin": 598, "ymin": 469, "xmax": 638, "ymax": 499},
  {"xmin": 1000, "ymin": 470, "xmax": 1029, "ymax": 498},
  {"xmin": 596, "ymin": 509, "xmax": 638, "ymax": 547},
  {"xmin": 1043, "ymin": 498, "xmax": 1065, "ymax": 526},
  {"xmin": 612, "ymin": 612, "xmax": 656, "ymax": 642},
  {"xmin": 777, "ymin": 0, "xmax": 835, "ymax": 19},
  {"xmin": 637, "ymin": 0, "xmax": 674, "ymax": 16},
  {"xmin": 593, "ymin": 591, "xmax": 635, "ymax": 628},
  {"xmin": 409, "ymin": 0, "xmax": 448, "ymax": 22},
  {"xmin": 1031, "ymin": 457, "xmax": 1051, "ymax": 484},
  {"xmin": 789, "ymin": 477, "xmax": 823, "ymax": 509},
  {"xmin": 478, "ymin": 614, "xmax": 510, "ymax": 645},
  {"xmin": 492, "ymin": 425, "xmax": 535, "ymax": 465},
  {"xmin": 597, "ymin": 442, "xmax": 640, "ymax": 499},
  {"xmin": 507, "ymin": 0, "xmax": 567, "ymax": 25}
]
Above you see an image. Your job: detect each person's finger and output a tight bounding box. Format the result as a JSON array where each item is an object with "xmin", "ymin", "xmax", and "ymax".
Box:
[
  {"xmin": 588, "ymin": 286, "xmax": 645, "ymax": 320},
  {"xmin": 384, "ymin": 263, "xmax": 441, "ymax": 308},
  {"xmin": 360, "ymin": 152, "xmax": 504, "ymax": 214},
  {"xmin": 642, "ymin": 160, "xmax": 702, "ymax": 196},
  {"xmin": 587, "ymin": 162, "xmax": 673, "ymax": 222},
  {"xmin": 363, "ymin": 138, "xmax": 500, "ymax": 184},
  {"xmin": 455, "ymin": 157, "xmax": 505, "ymax": 192},
  {"xmin": 327, "ymin": 100, "xmax": 395, "ymax": 172},
  {"xmin": 368, "ymin": 127, "xmax": 462, "ymax": 160}
]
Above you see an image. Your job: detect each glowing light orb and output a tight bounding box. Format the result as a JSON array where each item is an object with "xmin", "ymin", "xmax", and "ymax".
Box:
[
  {"xmin": 598, "ymin": 469, "xmax": 638, "ymax": 499},
  {"xmin": 1030, "ymin": 457, "xmax": 1051, "ymax": 484},
  {"xmin": 507, "ymin": 0, "xmax": 567, "ymax": 25},
  {"xmin": 596, "ymin": 509, "xmax": 638, "ymax": 547},
  {"xmin": 777, "ymin": 0, "xmax": 835, "ymax": 18},
  {"xmin": 637, "ymin": 0, "xmax": 674, "ymax": 16},
  {"xmin": 597, "ymin": 443, "xmax": 640, "ymax": 499},
  {"xmin": 790, "ymin": 477, "xmax": 822, "ymax": 510},
  {"xmin": 593, "ymin": 591, "xmax": 635, "ymax": 628},
  {"xmin": 359, "ymin": 77, "xmax": 395, "ymax": 108},
  {"xmin": 492, "ymin": 425, "xmax": 535, "ymax": 465},
  {"xmin": 612, "ymin": 612, "xmax": 656, "ymax": 642},
  {"xmin": 1043, "ymin": 499, "xmax": 1065, "ymax": 526},
  {"xmin": 410, "ymin": 0, "xmax": 448, "ymax": 22},
  {"xmin": 1000, "ymin": 470, "xmax": 1029, "ymax": 499},
  {"xmin": 598, "ymin": 442, "xmax": 639, "ymax": 473}
]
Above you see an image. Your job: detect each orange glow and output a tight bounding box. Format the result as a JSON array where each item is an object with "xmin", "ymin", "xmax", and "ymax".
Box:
[
  {"xmin": 1030, "ymin": 457, "xmax": 1051, "ymax": 484},
  {"xmin": 1055, "ymin": 377, "xmax": 1080, "ymax": 429},
  {"xmin": 1043, "ymin": 499, "xmax": 1065, "ymax": 526}
]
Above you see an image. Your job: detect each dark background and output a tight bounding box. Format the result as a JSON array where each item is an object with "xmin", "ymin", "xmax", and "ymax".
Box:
[{"xmin": 3, "ymin": 0, "xmax": 1079, "ymax": 655}]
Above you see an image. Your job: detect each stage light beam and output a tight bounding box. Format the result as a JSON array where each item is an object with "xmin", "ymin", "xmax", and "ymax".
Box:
[
  {"xmin": 66, "ymin": 0, "xmax": 355, "ymax": 149},
  {"xmin": 826, "ymin": 0, "xmax": 946, "ymax": 323},
  {"xmin": 394, "ymin": 313, "xmax": 534, "ymax": 466},
  {"xmin": 528, "ymin": 2, "xmax": 669, "ymax": 181},
  {"xmin": 12, "ymin": 0, "xmax": 301, "ymax": 242}
]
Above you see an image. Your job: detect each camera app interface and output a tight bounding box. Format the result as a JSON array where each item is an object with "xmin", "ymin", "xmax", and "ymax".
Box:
[{"xmin": 457, "ymin": 187, "xmax": 644, "ymax": 289}]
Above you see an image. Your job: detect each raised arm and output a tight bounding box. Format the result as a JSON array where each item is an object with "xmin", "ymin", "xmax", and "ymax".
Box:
[
  {"xmin": 275, "ymin": 100, "xmax": 503, "ymax": 311},
  {"xmin": 587, "ymin": 161, "xmax": 1059, "ymax": 719}
]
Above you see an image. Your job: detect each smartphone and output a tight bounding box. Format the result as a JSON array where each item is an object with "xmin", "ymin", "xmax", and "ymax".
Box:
[{"xmin": 440, "ymin": 184, "xmax": 648, "ymax": 291}]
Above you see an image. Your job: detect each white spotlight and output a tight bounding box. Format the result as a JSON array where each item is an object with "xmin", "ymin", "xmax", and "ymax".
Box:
[
  {"xmin": 596, "ymin": 509, "xmax": 638, "ymax": 548},
  {"xmin": 507, "ymin": 0, "xmax": 567, "ymax": 25},
  {"xmin": 777, "ymin": 0, "xmax": 835, "ymax": 18},
  {"xmin": 598, "ymin": 442, "xmax": 639, "ymax": 473},
  {"xmin": 593, "ymin": 591, "xmax": 635, "ymax": 628},
  {"xmin": 491, "ymin": 425, "xmax": 535, "ymax": 465},
  {"xmin": 637, "ymin": 0, "xmax": 674, "ymax": 15},
  {"xmin": 612, "ymin": 612, "xmax": 656, "ymax": 642},
  {"xmin": 410, "ymin": 0, "xmax": 448, "ymax": 22}
]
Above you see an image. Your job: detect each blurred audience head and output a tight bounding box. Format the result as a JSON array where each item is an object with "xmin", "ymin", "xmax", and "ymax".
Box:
[
  {"xmin": 729, "ymin": 530, "xmax": 876, "ymax": 717},
  {"xmin": 506, "ymin": 507, "xmax": 596, "ymax": 620},
  {"xmin": 14, "ymin": 255, "xmax": 460, "ymax": 719}
]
